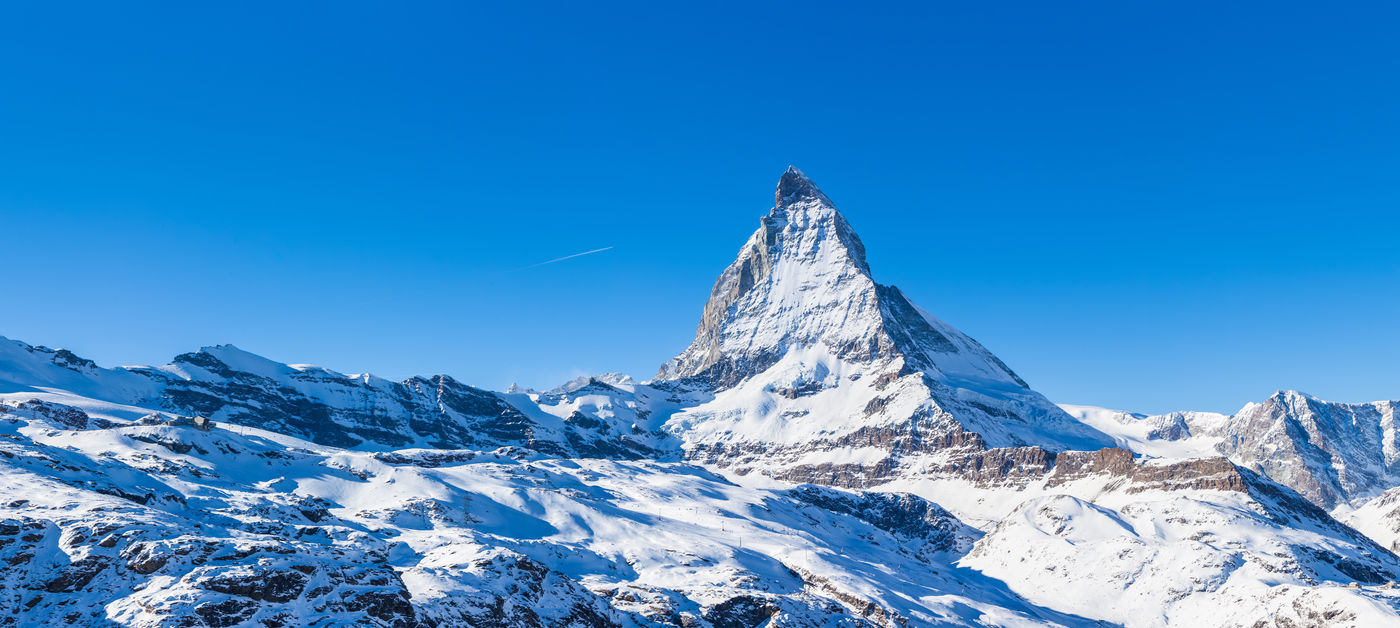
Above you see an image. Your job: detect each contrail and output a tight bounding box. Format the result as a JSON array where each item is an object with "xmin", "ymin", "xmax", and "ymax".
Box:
[{"xmin": 521, "ymin": 246, "xmax": 614, "ymax": 269}]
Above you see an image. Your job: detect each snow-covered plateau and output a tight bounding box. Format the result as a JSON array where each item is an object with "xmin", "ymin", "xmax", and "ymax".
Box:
[{"xmin": 3, "ymin": 167, "xmax": 1398, "ymax": 627}]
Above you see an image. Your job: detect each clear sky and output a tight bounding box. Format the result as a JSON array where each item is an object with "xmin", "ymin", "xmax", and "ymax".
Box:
[{"xmin": 2, "ymin": 2, "xmax": 1397, "ymax": 414}]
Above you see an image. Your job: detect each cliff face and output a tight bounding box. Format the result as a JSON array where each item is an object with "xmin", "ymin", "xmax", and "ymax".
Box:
[{"xmin": 1205, "ymin": 391, "xmax": 1400, "ymax": 509}]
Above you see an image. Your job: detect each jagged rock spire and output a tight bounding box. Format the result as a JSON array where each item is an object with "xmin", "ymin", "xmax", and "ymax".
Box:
[
  {"xmin": 659, "ymin": 166, "xmax": 1115, "ymax": 456},
  {"xmin": 656, "ymin": 167, "xmax": 881, "ymax": 385},
  {"xmin": 775, "ymin": 166, "xmax": 830, "ymax": 208},
  {"xmin": 656, "ymin": 166, "xmax": 1028, "ymax": 393}
]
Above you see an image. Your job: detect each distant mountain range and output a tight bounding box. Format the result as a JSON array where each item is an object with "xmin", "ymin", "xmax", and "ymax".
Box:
[{"xmin": 3, "ymin": 168, "xmax": 1398, "ymax": 627}]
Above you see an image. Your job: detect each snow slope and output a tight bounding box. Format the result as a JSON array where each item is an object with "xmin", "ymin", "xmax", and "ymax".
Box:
[
  {"xmin": 5, "ymin": 390, "xmax": 1400, "ymax": 627},
  {"xmin": 1058, "ymin": 404, "xmax": 1225, "ymax": 460},
  {"xmin": 0, "ymin": 403, "xmax": 1096, "ymax": 627},
  {"xmin": 5, "ymin": 167, "xmax": 1400, "ymax": 627}
]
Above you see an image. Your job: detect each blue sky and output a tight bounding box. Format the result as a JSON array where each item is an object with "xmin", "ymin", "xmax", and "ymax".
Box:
[{"xmin": 2, "ymin": 2, "xmax": 1397, "ymax": 413}]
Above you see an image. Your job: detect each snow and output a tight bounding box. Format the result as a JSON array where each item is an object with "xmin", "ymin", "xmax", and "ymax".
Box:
[
  {"xmin": 656, "ymin": 175, "xmax": 1112, "ymax": 458},
  {"xmin": 1059, "ymin": 403, "xmax": 1225, "ymax": 460},
  {"xmin": 1062, "ymin": 393, "xmax": 1400, "ymax": 512},
  {"xmin": 8, "ymin": 393, "xmax": 1396, "ymax": 625},
  {"xmin": 0, "ymin": 408, "xmax": 1096, "ymax": 626},
  {"xmin": 666, "ymin": 345, "xmax": 910, "ymax": 447},
  {"xmin": 1340, "ymin": 487, "xmax": 1400, "ymax": 553},
  {"xmin": 962, "ymin": 490, "xmax": 1400, "ymax": 628},
  {"xmin": 5, "ymin": 168, "xmax": 1400, "ymax": 626}
]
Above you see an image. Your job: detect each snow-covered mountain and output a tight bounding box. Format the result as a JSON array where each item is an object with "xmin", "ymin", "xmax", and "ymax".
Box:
[
  {"xmin": 6, "ymin": 387, "xmax": 1399, "ymax": 627},
  {"xmin": 1216, "ymin": 392, "xmax": 1400, "ymax": 510},
  {"xmin": 660, "ymin": 166, "xmax": 1114, "ymax": 489},
  {"xmin": 2, "ymin": 408, "xmax": 1102, "ymax": 627},
  {"xmin": 1064, "ymin": 391, "xmax": 1400, "ymax": 573},
  {"xmin": 1063, "ymin": 392, "xmax": 1400, "ymax": 511},
  {"xmin": 4, "ymin": 167, "xmax": 1400, "ymax": 627},
  {"xmin": 0, "ymin": 337, "xmax": 672, "ymax": 459}
]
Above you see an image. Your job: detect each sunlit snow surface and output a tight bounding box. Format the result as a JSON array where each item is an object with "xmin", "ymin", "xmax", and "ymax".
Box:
[
  {"xmin": 6, "ymin": 167, "xmax": 1400, "ymax": 626},
  {"xmin": 5, "ymin": 386, "xmax": 1400, "ymax": 626},
  {"xmin": 2, "ymin": 397, "xmax": 1095, "ymax": 627}
]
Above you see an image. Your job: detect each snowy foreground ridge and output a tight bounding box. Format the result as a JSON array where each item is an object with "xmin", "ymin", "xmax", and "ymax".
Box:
[{"xmin": 4, "ymin": 168, "xmax": 1400, "ymax": 627}]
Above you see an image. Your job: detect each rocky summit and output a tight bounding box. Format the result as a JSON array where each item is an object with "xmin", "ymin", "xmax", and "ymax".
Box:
[
  {"xmin": 3, "ymin": 168, "xmax": 1400, "ymax": 627},
  {"xmin": 657, "ymin": 166, "xmax": 1115, "ymax": 491}
]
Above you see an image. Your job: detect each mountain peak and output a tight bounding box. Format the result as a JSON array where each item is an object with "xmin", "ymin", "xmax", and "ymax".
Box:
[
  {"xmin": 660, "ymin": 167, "xmax": 1030, "ymax": 394},
  {"xmin": 177, "ymin": 344, "xmax": 318, "ymax": 380},
  {"xmin": 660, "ymin": 168, "xmax": 1115, "ymax": 457},
  {"xmin": 1264, "ymin": 389, "xmax": 1322, "ymax": 407},
  {"xmin": 775, "ymin": 165, "xmax": 829, "ymax": 208},
  {"xmin": 655, "ymin": 167, "xmax": 878, "ymax": 385}
]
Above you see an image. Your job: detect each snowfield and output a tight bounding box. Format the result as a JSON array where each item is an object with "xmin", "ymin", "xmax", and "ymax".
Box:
[
  {"xmin": 4, "ymin": 168, "xmax": 1400, "ymax": 627},
  {"xmin": 1, "ymin": 404, "xmax": 1097, "ymax": 627}
]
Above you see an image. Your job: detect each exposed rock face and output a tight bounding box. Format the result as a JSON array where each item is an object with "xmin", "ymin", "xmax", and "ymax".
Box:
[
  {"xmin": 1044, "ymin": 448, "xmax": 1254, "ymax": 494},
  {"xmin": 148, "ymin": 348, "xmax": 574, "ymax": 453},
  {"xmin": 1143, "ymin": 412, "xmax": 1192, "ymax": 441},
  {"xmin": 1198, "ymin": 391, "xmax": 1400, "ymax": 510},
  {"xmin": 0, "ymin": 510, "xmax": 422, "ymax": 627},
  {"xmin": 750, "ymin": 441, "xmax": 1264, "ymax": 500},
  {"xmin": 1, "ymin": 399, "xmax": 97, "ymax": 430},
  {"xmin": 408, "ymin": 549, "xmax": 629, "ymax": 627},
  {"xmin": 785, "ymin": 484, "xmax": 979, "ymax": 557}
]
